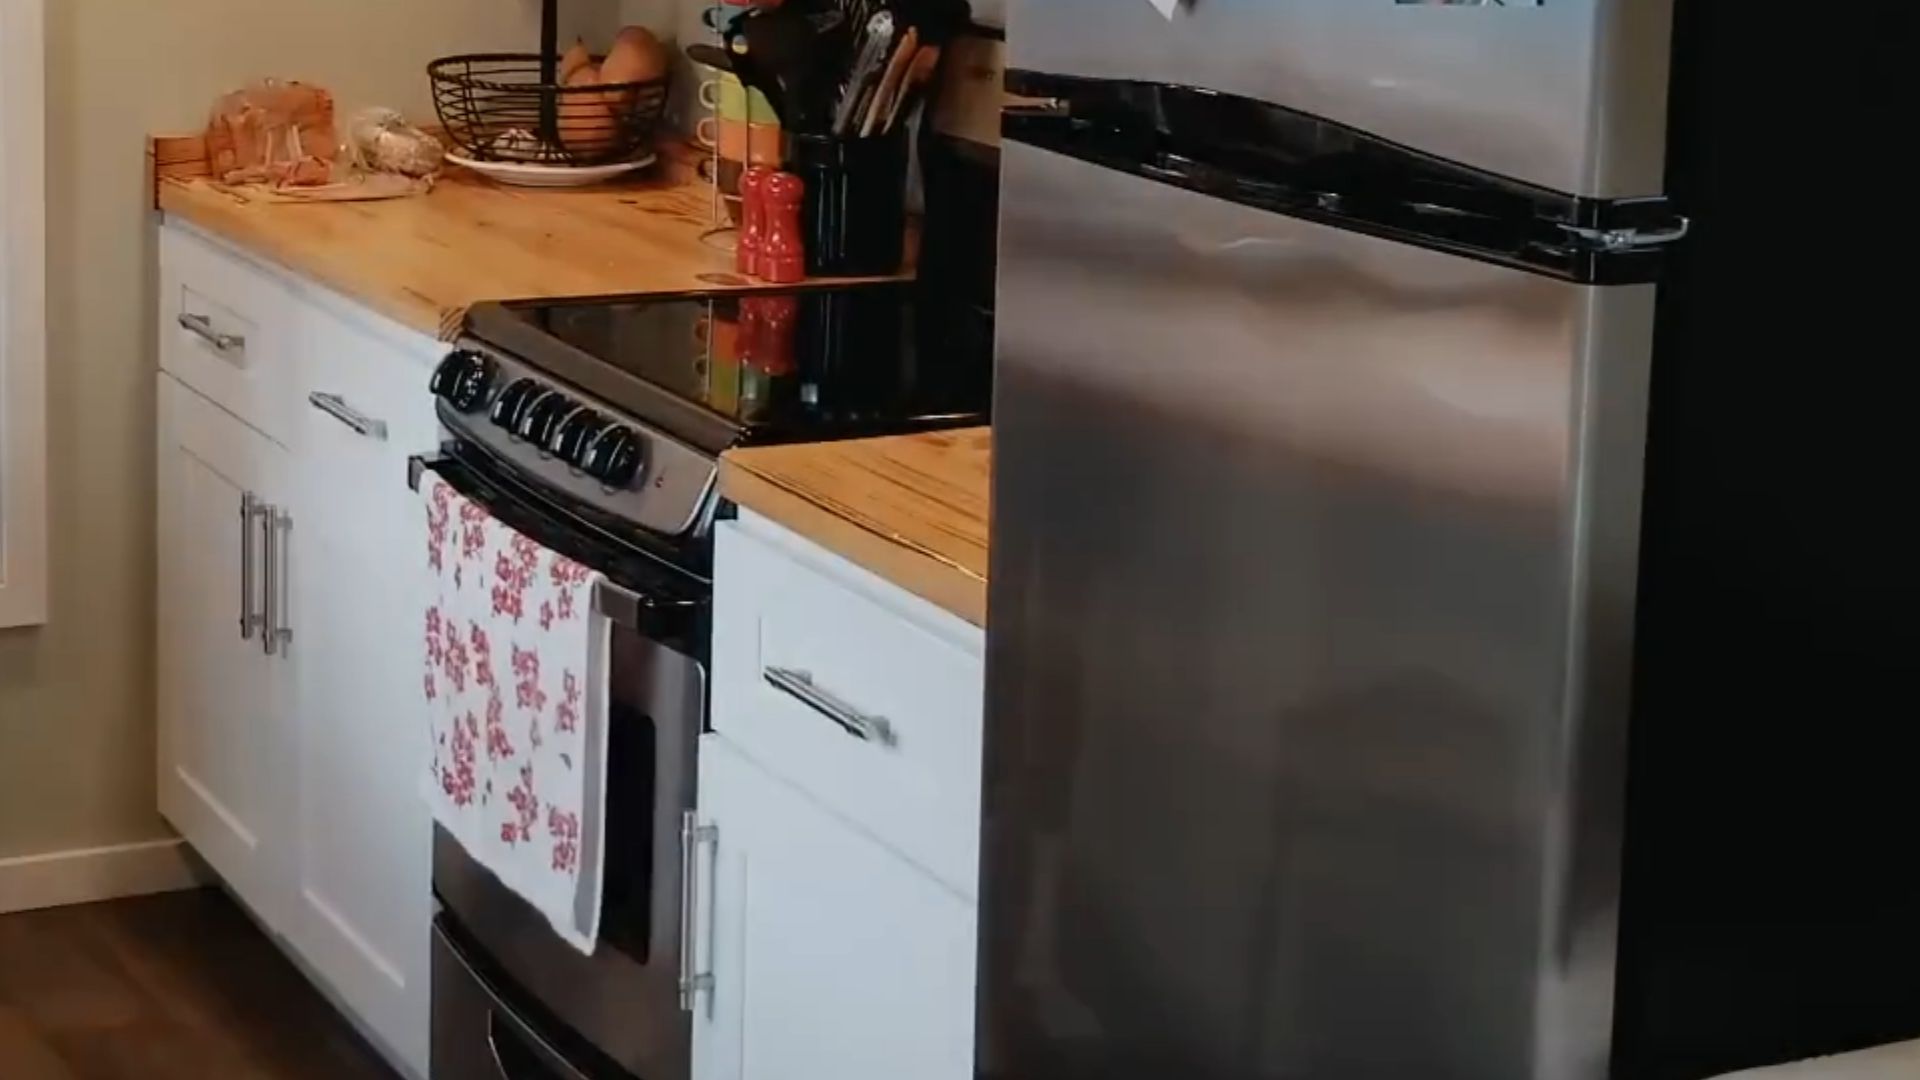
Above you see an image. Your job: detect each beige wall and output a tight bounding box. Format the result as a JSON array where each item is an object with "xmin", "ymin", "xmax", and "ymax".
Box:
[{"xmin": 0, "ymin": 0, "xmax": 611, "ymax": 859}]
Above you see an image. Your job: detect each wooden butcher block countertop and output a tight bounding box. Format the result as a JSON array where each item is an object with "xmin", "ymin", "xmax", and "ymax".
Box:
[
  {"xmin": 153, "ymin": 140, "xmax": 907, "ymax": 341},
  {"xmin": 720, "ymin": 428, "xmax": 991, "ymax": 627}
]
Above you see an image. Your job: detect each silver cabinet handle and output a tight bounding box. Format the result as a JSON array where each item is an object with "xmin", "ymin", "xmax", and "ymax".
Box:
[
  {"xmin": 177, "ymin": 311, "xmax": 246, "ymax": 355},
  {"xmin": 307, "ymin": 392, "xmax": 389, "ymax": 441},
  {"xmin": 260, "ymin": 504, "xmax": 278, "ymax": 657},
  {"xmin": 261, "ymin": 506, "xmax": 293, "ymax": 657},
  {"xmin": 273, "ymin": 507, "xmax": 295, "ymax": 655},
  {"xmin": 764, "ymin": 667, "xmax": 900, "ymax": 747},
  {"xmin": 678, "ymin": 810, "xmax": 718, "ymax": 1014},
  {"xmin": 239, "ymin": 492, "xmax": 261, "ymax": 641}
]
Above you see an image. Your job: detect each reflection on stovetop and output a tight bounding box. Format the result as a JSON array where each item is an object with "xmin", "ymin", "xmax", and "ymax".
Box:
[{"xmin": 500, "ymin": 284, "xmax": 990, "ymax": 443}]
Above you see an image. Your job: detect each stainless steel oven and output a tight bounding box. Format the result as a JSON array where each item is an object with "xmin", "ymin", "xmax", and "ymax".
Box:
[
  {"xmin": 417, "ymin": 217, "xmax": 996, "ymax": 1075},
  {"xmin": 412, "ymin": 444, "xmax": 709, "ymax": 1080}
]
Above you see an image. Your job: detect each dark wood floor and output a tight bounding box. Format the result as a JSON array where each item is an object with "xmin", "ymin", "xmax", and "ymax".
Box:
[{"xmin": 0, "ymin": 888, "xmax": 398, "ymax": 1080}]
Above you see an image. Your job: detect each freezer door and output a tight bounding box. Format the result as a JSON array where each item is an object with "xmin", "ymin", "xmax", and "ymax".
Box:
[
  {"xmin": 981, "ymin": 141, "xmax": 1656, "ymax": 1080},
  {"xmin": 1005, "ymin": 0, "xmax": 1673, "ymax": 199}
]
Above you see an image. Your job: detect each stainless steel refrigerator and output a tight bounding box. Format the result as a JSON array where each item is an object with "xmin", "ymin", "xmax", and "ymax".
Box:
[{"xmin": 983, "ymin": 3, "xmax": 1918, "ymax": 1079}]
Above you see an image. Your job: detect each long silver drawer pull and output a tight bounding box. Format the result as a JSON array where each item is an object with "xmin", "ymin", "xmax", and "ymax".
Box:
[
  {"xmin": 261, "ymin": 506, "xmax": 293, "ymax": 657},
  {"xmin": 272, "ymin": 508, "xmax": 294, "ymax": 654},
  {"xmin": 308, "ymin": 392, "xmax": 389, "ymax": 440},
  {"xmin": 678, "ymin": 811, "xmax": 718, "ymax": 1013},
  {"xmin": 677, "ymin": 810, "xmax": 695, "ymax": 1009},
  {"xmin": 261, "ymin": 504, "xmax": 278, "ymax": 657},
  {"xmin": 763, "ymin": 667, "xmax": 900, "ymax": 748},
  {"xmin": 239, "ymin": 492, "xmax": 259, "ymax": 641},
  {"xmin": 177, "ymin": 312, "xmax": 245, "ymax": 354}
]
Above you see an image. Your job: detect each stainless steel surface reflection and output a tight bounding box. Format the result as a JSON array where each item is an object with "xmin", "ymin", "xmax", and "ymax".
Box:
[
  {"xmin": 982, "ymin": 142, "xmax": 1655, "ymax": 1080},
  {"xmin": 1007, "ymin": 0, "xmax": 1672, "ymax": 199}
]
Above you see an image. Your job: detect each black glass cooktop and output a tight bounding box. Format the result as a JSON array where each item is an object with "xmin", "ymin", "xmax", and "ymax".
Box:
[{"xmin": 466, "ymin": 284, "xmax": 990, "ymax": 453}]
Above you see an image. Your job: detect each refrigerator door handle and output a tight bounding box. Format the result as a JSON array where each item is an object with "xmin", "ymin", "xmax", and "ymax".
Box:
[
  {"xmin": 1002, "ymin": 68, "xmax": 1683, "ymax": 285},
  {"xmin": 1558, "ymin": 217, "xmax": 1692, "ymax": 253}
]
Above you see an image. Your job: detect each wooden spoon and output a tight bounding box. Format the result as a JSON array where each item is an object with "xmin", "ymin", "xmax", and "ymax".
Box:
[
  {"xmin": 861, "ymin": 28, "xmax": 920, "ymax": 137},
  {"xmin": 883, "ymin": 45, "xmax": 942, "ymax": 133}
]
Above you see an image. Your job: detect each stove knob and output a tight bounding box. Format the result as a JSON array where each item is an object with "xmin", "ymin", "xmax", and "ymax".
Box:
[
  {"xmin": 601, "ymin": 434, "xmax": 645, "ymax": 488},
  {"xmin": 430, "ymin": 351, "xmax": 494, "ymax": 413},
  {"xmin": 516, "ymin": 390, "xmax": 575, "ymax": 446},
  {"xmin": 582, "ymin": 426, "xmax": 645, "ymax": 488},
  {"xmin": 489, "ymin": 378, "xmax": 540, "ymax": 431},
  {"xmin": 549, "ymin": 408, "xmax": 604, "ymax": 464}
]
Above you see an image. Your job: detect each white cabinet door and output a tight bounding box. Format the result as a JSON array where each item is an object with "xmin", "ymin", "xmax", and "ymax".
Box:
[
  {"xmin": 695, "ymin": 735, "xmax": 976, "ymax": 1080},
  {"xmin": 286, "ymin": 296, "xmax": 438, "ymax": 1076},
  {"xmin": 291, "ymin": 506, "xmax": 431, "ymax": 1072},
  {"xmin": 156, "ymin": 372, "xmax": 292, "ymax": 925}
]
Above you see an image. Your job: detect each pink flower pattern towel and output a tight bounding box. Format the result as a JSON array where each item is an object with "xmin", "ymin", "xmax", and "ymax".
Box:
[{"xmin": 421, "ymin": 472, "xmax": 609, "ymax": 954}]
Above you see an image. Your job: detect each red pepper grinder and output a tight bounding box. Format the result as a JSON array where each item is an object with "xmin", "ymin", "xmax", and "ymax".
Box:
[
  {"xmin": 737, "ymin": 167, "xmax": 772, "ymax": 278},
  {"xmin": 761, "ymin": 171, "xmax": 807, "ymax": 285}
]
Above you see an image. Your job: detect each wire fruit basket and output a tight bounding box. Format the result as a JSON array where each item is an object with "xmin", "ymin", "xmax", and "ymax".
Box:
[{"xmin": 429, "ymin": 54, "xmax": 670, "ymax": 167}]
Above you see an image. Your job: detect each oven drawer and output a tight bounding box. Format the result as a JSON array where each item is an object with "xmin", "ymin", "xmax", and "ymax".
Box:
[
  {"xmin": 159, "ymin": 224, "xmax": 297, "ymax": 443},
  {"xmin": 712, "ymin": 516, "xmax": 985, "ymax": 898},
  {"xmin": 433, "ymin": 918, "xmax": 600, "ymax": 1080}
]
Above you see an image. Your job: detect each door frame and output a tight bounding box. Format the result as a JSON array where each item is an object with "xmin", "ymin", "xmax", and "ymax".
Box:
[{"xmin": 0, "ymin": 0, "xmax": 47, "ymax": 627}]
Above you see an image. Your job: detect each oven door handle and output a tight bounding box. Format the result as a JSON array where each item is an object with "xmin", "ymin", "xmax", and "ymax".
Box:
[
  {"xmin": 590, "ymin": 581, "xmax": 659, "ymax": 635},
  {"xmin": 409, "ymin": 453, "xmax": 702, "ymax": 637}
]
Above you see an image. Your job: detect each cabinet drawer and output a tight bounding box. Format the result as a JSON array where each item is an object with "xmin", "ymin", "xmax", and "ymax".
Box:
[
  {"xmin": 294, "ymin": 296, "xmax": 442, "ymax": 565},
  {"xmin": 159, "ymin": 224, "xmax": 297, "ymax": 442},
  {"xmin": 713, "ymin": 518, "xmax": 984, "ymax": 898}
]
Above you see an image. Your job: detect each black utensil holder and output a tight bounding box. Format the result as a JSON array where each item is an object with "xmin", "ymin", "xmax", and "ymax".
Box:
[{"xmin": 786, "ymin": 130, "xmax": 909, "ymax": 277}]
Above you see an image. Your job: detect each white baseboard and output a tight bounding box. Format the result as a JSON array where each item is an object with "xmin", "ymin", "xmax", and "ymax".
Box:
[{"xmin": 0, "ymin": 837, "xmax": 205, "ymax": 914}]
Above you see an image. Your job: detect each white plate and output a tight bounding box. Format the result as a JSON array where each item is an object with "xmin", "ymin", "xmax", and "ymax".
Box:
[{"xmin": 445, "ymin": 151, "xmax": 658, "ymax": 188}]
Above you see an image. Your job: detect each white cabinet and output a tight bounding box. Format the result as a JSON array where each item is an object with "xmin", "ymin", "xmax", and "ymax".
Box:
[
  {"xmin": 155, "ymin": 220, "xmax": 438, "ymax": 1077},
  {"xmin": 694, "ymin": 736, "xmax": 977, "ymax": 1080},
  {"xmin": 158, "ymin": 224, "xmax": 299, "ymax": 443},
  {"xmin": 695, "ymin": 512, "xmax": 986, "ymax": 1080},
  {"xmin": 284, "ymin": 294, "xmax": 441, "ymax": 1074},
  {"xmin": 156, "ymin": 372, "xmax": 296, "ymax": 927}
]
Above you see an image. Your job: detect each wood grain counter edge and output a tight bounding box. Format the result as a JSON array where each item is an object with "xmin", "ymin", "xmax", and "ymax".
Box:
[{"xmin": 719, "ymin": 454, "xmax": 989, "ymax": 628}]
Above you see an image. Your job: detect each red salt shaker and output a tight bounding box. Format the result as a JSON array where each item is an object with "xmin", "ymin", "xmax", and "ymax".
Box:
[
  {"xmin": 761, "ymin": 172, "xmax": 806, "ymax": 285},
  {"xmin": 738, "ymin": 167, "xmax": 773, "ymax": 278}
]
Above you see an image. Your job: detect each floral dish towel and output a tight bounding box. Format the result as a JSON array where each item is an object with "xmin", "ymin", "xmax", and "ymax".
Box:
[{"xmin": 421, "ymin": 471, "xmax": 609, "ymax": 955}]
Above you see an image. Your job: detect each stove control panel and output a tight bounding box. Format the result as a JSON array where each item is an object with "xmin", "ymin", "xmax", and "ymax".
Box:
[{"xmin": 431, "ymin": 346, "xmax": 717, "ymax": 540}]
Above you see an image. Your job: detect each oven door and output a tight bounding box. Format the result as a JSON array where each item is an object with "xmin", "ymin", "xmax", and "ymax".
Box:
[{"xmin": 412, "ymin": 446, "xmax": 708, "ymax": 1080}]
